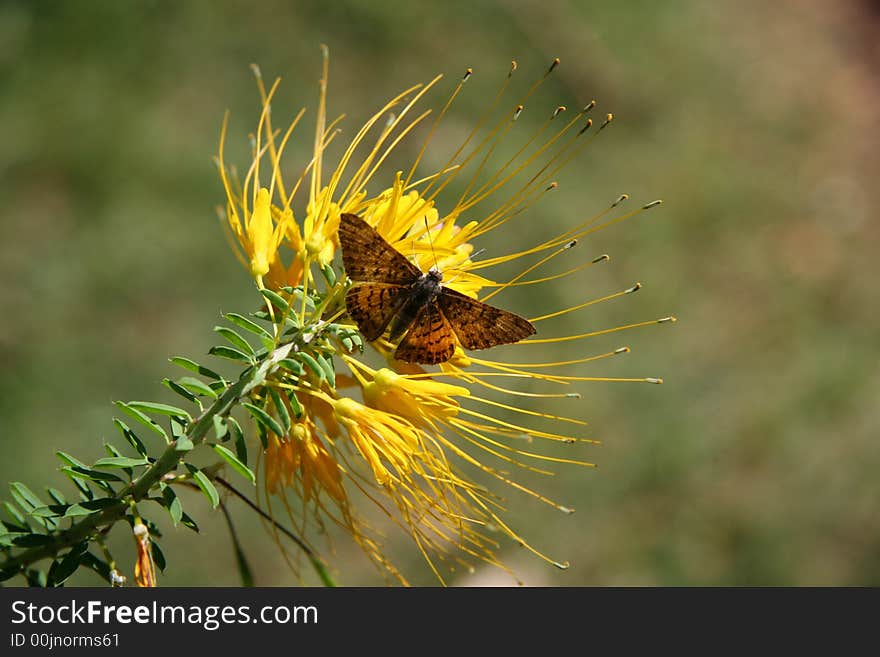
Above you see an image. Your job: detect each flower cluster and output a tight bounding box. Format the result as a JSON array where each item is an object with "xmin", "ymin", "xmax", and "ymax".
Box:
[{"xmin": 216, "ymin": 49, "xmax": 672, "ymax": 584}]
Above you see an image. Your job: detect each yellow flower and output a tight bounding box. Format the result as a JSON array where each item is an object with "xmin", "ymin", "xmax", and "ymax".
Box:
[{"xmin": 220, "ymin": 48, "xmax": 674, "ymax": 585}]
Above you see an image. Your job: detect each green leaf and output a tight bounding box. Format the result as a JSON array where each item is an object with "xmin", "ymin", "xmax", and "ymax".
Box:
[
  {"xmin": 288, "ymin": 391, "xmax": 304, "ymax": 419},
  {"xmin": 13, "ymin": 534, "xmax": 54, "ymax": 548},
  {"xmin": 186, "ymin": 464, "xmax": 219, "ymax": 508},
  {"xmin": 114, "ymin": 402, "xmax": 169, "ymax": 441},
  {"xmin": 242, "ymin": 402, "xmax": 285, "ymax": 438},
  {"xmin": 315, "ymin": 353, "xmax": 336, "ymax": 386},
  {"xmin": 256, "ymin": 421, "xmax": 268, "ymax": 449},
  {"xmin": 50, "ymin": 542, "xmax": 89, "ymax": 586},
  {"xmin": 176, "ymin": 376, "xmax": 218, "ymax": 399},
  {"xmin": 10, "ymin": 482, "xmax": 44, "ymax": 511},
  {"xmin": 71, "ymin": 477, "xmax": 94, "ymax": 501},
  {"xmin": 161, "ymin": 485, "xmax": 183, "ymax": 526},
  {"xmin": 260, "ymin": 288, "xmax": 290, "ymax": 314},
  {"xmin": 212, "ymin": 415, "xmax": 229, "ymax": 441},
  {"xmin": 221, "ymin": 505, "xmax": 254, "ymax": 587},
  {"xmin": 151, "ymin": 541, "xmax": 166, "ymax": 572},
  {"xmin": 320, "ymin": 262, "xmax": 337, "ymax": 287},
  {"xmin": 209, "ymin": 345, "xmax": 254, "ymax": 363},
  {"xmin": 180, "ymin": 511, "xmax": 199, "ymax": 533},
  {"xmin": 163, "ymin": 378, "xmax": 199, "ymax": 404},
  {"xmin": 277, "ymin": 358, "xmax": 305, "ymax": 376},
  {"xmin": 61, "ymin": 466, "xmax": 124, "ymax": 483},
  {"xmin": 25, "ymin": 569, "xmax": 48, "ymax": 586},
  {"xmin": 112, "ymin": 419, "xmax": 148, "ymax": 458},
  {"xmin": 2, "ymin": 501, "xmax": 28, "ymax": 528},
  {"xmin": 297, "ymin": 352, "xmax": 326, "ymax": 382},
  {"xmin": 170, "ymin": 356, "xmax": 223, "ymax": 381},
  {"xmin": 79, "ymin": 498, "xmax": 121, "ymax": 511},
  {"xmin": 170, "ymin": 416, "xmax": 187, "ymax": 441},
  {"xmin": 102, "ymin": 444, "xmax": 132, "ymax": 476},
  {"xmin": 268, "ymin": 388, "xmax": 291, "ymax": 434},
  {"xmin": 225, "ymin": 312, "xmax": 273, "ymax": 338},
  {"xmin": 47, "ymin": 488, "xmax": 67, "ymax": 506},
  {"xmin": 214, "ymin": 326, "xmax": 255, "ymax": 356},
  {"xmin": 30, "ymin": 505, "xmax": 68, "ymax": 518},
  {"xmin": 127, "ymin": 401, "xmax": 191, "ymax": 420},
  {"xmin": 227, "ymin": 416, "xmax": 247, "ymax": 464},
  {"xmin": 56, "ymin": 451, "xmax": 87, "ymax": 468},
  {"xmin": 212, "ymin": 444, "xmax": 256, "ymax": 485},
  {"xmin": 63, "ymin": 504, "xmax": 93, "ymax": 518},
  {"xmin": 79, "ymin": 552, "xmax": 112, "ymax": 584},
  {"xmin": 93, "ymin": 456, "xmax": 149, "ymax": 469},
  {"xmin": 174, "ymin": 436, "xmax": 194, "ymax": 452}
]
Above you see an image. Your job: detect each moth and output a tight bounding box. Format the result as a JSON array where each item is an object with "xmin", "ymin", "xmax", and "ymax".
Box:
[{"xmin": 338, "ymin": 213, "xmax": 536, "ymax": 364}]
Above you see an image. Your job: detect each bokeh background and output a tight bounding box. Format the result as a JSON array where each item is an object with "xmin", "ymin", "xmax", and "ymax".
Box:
[{"xmin": 1, "ymin": 0, "xmax": 878, "ymax": 586}]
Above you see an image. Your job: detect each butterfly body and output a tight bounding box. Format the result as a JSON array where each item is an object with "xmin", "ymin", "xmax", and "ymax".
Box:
[
  {"xmin": 387, "ymin": 267, "xmax": 443, "ymax": 342},
  {"xmin": 338, "ymin": 213, "xmax": 535, "ymax": 364}
]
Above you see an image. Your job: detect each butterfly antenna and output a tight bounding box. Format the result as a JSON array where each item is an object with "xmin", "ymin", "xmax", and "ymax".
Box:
[{"xmin": 424, "ymin": 216, "xmax": 441, "ymax": 272}]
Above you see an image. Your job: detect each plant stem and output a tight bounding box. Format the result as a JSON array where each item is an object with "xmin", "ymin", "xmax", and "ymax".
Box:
[
  {"xmin": 213, "ymin": 475, "xmax": 337, "ymax": 587},
  {"xmin": 1, "ymin": 344, "xmax": 296, "ymax": 578}
]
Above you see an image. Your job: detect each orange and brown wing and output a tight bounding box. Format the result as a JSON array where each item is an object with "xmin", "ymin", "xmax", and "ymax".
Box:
[
  {"xmin": 393, "ymin": 302, "xmax": 456, "ymax": 364},
  {"xmin": 345, "ymin": 283, "xmax": 409, "ymax": 342},
  {"xmin": 338, "ymin": 213, "xmax": 420, "ymax": 284},
  {"xmin": 437, "ymin": 287, "xmax": 535, "ymax": 350}
]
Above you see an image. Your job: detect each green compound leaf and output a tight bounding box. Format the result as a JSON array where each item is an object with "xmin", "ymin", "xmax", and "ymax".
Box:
[
  {"xmin": 242, "ymin": 402, "xmax": 285, "ymax": 438},
  {"xmin": 211, "ymin": 444, "xmax": 256, "ymax": 485},
  {"xmin": 185, "ymin": 464, "xmax": 219, "ymax": 509}
]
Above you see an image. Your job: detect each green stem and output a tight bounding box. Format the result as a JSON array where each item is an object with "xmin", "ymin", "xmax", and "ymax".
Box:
[
  {"xmin": 0, "ymin": 343, "xmax": 295, "ymax": 578},
  {"xmin": 213, "ymin": 475, "xmax": 337, "ymax": 587}
]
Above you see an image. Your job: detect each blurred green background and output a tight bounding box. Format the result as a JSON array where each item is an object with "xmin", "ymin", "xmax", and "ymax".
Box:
[{"xmin": 1, "ymin": 0, "xmax": 878, "ymax": 586}]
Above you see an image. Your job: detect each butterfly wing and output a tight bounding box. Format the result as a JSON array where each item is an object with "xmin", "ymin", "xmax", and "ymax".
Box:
[
  {"xmin": 338, "ymin": 213, "xmax": 420, "ymax": 284},
  {"xmin": 437, "ymin": 287, "xmax": 536, "ymax": 350},
  {"xmin": 345, "ymin": 284, "xmax": 410, "ymax": 342},
  {"xmin": 393, "ymin": 302, "xmax": 456, "ymax": 364}
]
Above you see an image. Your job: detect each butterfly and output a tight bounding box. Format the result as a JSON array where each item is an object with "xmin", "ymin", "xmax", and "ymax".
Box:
[{"xmin": 338, "ymin": 213, "xmax": 536, "ymax": 364}]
